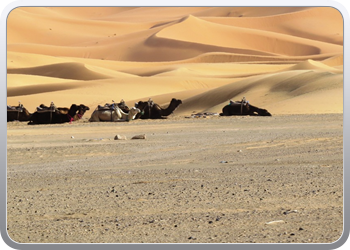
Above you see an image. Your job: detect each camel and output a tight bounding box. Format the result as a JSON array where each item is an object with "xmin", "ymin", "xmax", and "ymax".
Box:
[
  {"xmin": 7, "ymin": 103, "xmax": 32, "ymax": 122},
  {"xmin": 135, "ymin": 98, "xmax": 182, "ymax": 119},
  {"xmin": 219, "ymin": 100, "xmax": 271, "ymax": 116},
  {"xmin": 89, "ymin": 106, "xmax": 140, "ymax": 122},
  {"xmin": 28, "ymin": 104, "xmax": 81, "ymax": 124},
  {"xmin": 39, "ymin": 103, "xmax": 90, "ymax": 121}
]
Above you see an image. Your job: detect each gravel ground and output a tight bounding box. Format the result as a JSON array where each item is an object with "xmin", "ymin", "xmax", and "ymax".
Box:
[{"xmin": 6, "ymin": 114, "xmax": 343, "ymax": 243}]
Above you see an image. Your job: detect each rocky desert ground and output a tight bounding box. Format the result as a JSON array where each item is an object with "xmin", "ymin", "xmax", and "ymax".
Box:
[{"xmin": 6, "ymin": 113, "xmax": 343, "ymax": 243}]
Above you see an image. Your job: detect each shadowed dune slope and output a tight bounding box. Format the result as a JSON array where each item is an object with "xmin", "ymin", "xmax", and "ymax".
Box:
[
  {"xmin": 7, "ymin": 7, "xmax": 343, "ymax": 116},
  {"xmin": 175, "ymin": 70, "xmax": 343, "ymax": 115}
]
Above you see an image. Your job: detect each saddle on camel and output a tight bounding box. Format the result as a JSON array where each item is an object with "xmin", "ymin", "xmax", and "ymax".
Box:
[
  {"xmin": 97, "ymin": 99, "xmax": 129, "ymax": 113},
  {"xmin": 7, "ymin": 102, "xmax": 32, "ymax": 122}
]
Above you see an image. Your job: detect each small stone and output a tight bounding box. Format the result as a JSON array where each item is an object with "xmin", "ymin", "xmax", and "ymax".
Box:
[
  {"xmin": 131, "ymin": 134, "xmax": 146, "ymax": 139},
  {"xmin": 114, "ymin": 135, "xmax": 126, "ymax": 140},
  {"xmin": 265, "ymin": 220, "xmax": 285, "ymax": 225},
  {"xmin": 283, "ymin": 210, "xmax": 298, "ymax": 215},
  {"xmin": 71, "ymin": 136, "xmax": 74, "ymax": 139}
]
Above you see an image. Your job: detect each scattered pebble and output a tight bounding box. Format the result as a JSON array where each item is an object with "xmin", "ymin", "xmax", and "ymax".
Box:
[
  {"xmin": 131, "ymin": 134, "xmax": 146, "ymax": 139},
  {"xmin": 114, "ymin": 134, "xmax": 126, "ymax": 140},
  {"xmin": 283, "ymin": 210, "xmax": 298, "ymax": 215},
  {"xmin": 185, "ymin": 112, "xmax": 218, "ymax": 118},
  {"xmin": 265, "ymin": 220, "xmax": 285, "ymax": 225}
]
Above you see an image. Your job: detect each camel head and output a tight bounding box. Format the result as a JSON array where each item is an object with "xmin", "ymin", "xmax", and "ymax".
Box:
[
  {"xmin": 171, "ymin": 98, "xmax": 182, "ymax": 105},
  {"xmin": 80, "ymin": 104, "xmax": 90, "ymax": 111},
  {"xmin": 170, "ymin": 98, "xmax": 182, "ymax": 109},
  {"xmin": 77, "ymin": 104, "xmax": 90, "ymax": 117},
  {"xmin": 128, "ymin": 107, "xmax": 141, "ymax": 120},
  {"xmin": 258, "ymin": 109, "xmax": 272, "ymax": 116},
  {"xmin": 68, "ymin": 104, "xmax": 80, "ymax": 116}
]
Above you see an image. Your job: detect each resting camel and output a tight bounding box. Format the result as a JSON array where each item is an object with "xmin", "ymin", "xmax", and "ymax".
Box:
[
  {"xmin": 135, "ymin": 98, "xmax": 182, "ymax": 119},
  {"xmin": 219, "ymin": 100, "xmax": 271, "ymax": 116},
  {"xmin": 7, "ymin": 103, "xmax": 32, "ymax": 122},
  {"xmin": 28, "ymin": 104, "xmax": 81, "ymax": 124},
  {"xmin": 89, "ymin": 106, "xmax": 140, "ymax": 122},
  {"xmin": 39, "ymin": 103, "xmax": 90, "ymax": 121}
]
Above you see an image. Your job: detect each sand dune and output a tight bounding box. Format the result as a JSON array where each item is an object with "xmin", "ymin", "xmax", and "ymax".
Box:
[
  {"xmin": 155, "ymin": 15, "xmax": 342, "ymax": 57},
  {"xmin": 7, "ymin": 62, "xmax": 115, "ymax": 81},
  {"xmin": 283, "ymin": 59, "xmax": 343, "ymax": 73},
  {"xmin": 176, "ymin": 70, "xmax": 343, "ymax": 114},
  {"xmin": 203, "ymin": 7, "xmax": 343, "ymax": 45},
  {"xmin": 7, "ymin": 7, "xmax": 343, "ymax": 116}
]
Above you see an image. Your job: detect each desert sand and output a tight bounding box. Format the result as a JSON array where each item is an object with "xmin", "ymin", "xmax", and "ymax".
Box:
[
  {"xmin": 6, "ymin": 114, "xmax": 343, "ymax": 243},
  {"xmin": 7, "ymin": 7, "xmax": 343, "ymax": 115},
  {"xmin": 6, "ymin": 7, "xmax": 343, "ymax": 244}
]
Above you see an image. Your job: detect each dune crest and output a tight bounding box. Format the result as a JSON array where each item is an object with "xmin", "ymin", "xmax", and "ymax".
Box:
[
  {"xmin": 284, "ymin": 59, "xmax": 343, "ymax": 73},
  {"xmin": 7, "ymin": 7, "xmax": 343, "ymax": 115}
]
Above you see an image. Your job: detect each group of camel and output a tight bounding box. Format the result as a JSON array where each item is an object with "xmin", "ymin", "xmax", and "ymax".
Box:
[
  {"xmin": 7, "ymin": 97, "xmax": 271, "ymax": 124},
  {"xmin": 89, "ymin": 98, "xmax": 183, "ymax": 122},
  {"xmin": 7, "ymin": 102, "xmax": 91, "ymax": 124}
]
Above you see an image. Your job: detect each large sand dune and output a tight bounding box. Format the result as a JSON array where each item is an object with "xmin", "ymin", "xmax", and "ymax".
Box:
[{"xmin": 7, "ymin": 7, "xmax": 343, "ymax": 116}]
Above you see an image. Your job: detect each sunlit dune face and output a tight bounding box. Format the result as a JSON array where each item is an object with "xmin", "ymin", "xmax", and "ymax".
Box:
[{"xmin": 7, "ymin": 7, "xmax": 343, "ymax": 115}]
